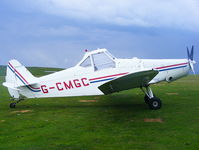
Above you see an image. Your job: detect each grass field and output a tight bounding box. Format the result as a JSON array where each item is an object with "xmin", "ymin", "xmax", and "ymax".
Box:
[{"xmin": 0, "ymin": 69, "xmax": 199, "ymax": 150}]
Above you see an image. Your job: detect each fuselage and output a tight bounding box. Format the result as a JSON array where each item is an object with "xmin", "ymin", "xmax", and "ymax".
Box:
[{"xmin": 19, "ymin": 56, "xmax": 190, "ymax": 98}]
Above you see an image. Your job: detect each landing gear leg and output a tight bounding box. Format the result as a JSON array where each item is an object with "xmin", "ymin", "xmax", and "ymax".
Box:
[{"xmin": 141, "ymin": 86, "xmax": 162, "ymax": 110}]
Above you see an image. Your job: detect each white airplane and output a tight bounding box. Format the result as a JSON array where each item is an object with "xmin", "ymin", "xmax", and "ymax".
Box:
[{"xmin": 3, "ymin": 46, "xmax": 196, "ymax": 109}]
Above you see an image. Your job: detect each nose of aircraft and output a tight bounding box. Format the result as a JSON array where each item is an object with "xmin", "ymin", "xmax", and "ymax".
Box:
[{"xmin": 187, "ymin": 45, "xmax": 196, "ymax": 74}]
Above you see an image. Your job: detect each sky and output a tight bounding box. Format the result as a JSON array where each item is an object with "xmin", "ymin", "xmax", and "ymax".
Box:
[{"xmin": 0, "ymin": 0, "xmax": 199, "ymax": 73}]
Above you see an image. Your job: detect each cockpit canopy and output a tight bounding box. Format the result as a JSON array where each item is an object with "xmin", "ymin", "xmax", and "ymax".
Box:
[{"xmin": 78, "ymin": 49, "xmax": 116, "ymax": 71}]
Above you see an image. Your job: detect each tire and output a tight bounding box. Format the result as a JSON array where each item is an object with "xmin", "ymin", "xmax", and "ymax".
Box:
[
  {"xmin": 148, "ymin": 97, "xmax": 162, "ymax": 110},
  {"xmin": 10, "ymin": 103, "xmax": 16, "ymax": 108}
]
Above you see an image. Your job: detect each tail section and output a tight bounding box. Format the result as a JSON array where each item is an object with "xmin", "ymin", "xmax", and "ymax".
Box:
[{"xmin": 3, "ymin": 59, "xmax": 41, "ymax": 99}]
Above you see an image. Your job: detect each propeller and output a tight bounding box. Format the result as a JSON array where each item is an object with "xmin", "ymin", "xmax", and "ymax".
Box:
[{"xmin": 187, "ymin": 45, "xmax": 196, "ymax": 74}]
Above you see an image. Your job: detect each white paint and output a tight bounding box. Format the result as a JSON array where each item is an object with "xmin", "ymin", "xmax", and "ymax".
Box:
[{"xmin": 3, "ymin": 49, "xmax": 191, "ymax": 100}]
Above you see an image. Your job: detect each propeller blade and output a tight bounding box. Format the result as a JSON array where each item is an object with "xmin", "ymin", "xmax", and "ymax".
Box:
[
  {"xmin": 190, "ymin": 45, "xmax": 194, "ymax": 60},
  {"xmin": 187, "ymin": 45, "xmax": 194, "ymax": 60},
  {"xmin": 187, "ymin": 45, "xmax": 195, "ymax": 74},
  {"xmin": 187, "ymin": 47, "xmax": 190, "ymax": 60},
  {"xmin": 190, "ymin": 62, "xmax": 195, "ymax": 75}
]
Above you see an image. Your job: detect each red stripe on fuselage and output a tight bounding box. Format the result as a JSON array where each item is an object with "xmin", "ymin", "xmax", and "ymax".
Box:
[
  {"xmin": 155, "ymin": 62, "xmax": 188, "ymax": 70},
  {"xmin": 89, "ymin": 72, "xmax": 128, "ymax": 81}
]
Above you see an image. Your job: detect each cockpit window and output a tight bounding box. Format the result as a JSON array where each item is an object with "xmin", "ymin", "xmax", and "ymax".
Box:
[
  {"xmin": 92, "ymin": 52, "xmax": 115, "ymax": 71},
  {"xmin": 80, "ymin": 56, "xmax": 91, "ymax": 67}
]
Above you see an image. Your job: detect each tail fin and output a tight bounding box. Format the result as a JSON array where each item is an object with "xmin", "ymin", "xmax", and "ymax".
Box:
[{"xmin": 3, "ymin": 59, "xmax": 40, "ymax": 98}]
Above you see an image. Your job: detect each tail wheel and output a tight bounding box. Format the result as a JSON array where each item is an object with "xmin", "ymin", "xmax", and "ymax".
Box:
[
  {"xmin": 10, "ymin": 103, "xmax": 16, "ymax": 108},
  {"xmin": 148, "ymin": 97, "xmax": 162, "ymax": 110}
]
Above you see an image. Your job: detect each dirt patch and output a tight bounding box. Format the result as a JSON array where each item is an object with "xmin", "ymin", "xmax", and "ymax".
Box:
[
  {"xmin": 1, "ymin": 120, "xmax": 5, "ymax": 122},
  {"xmin": 79, "ymin": 100, "xmax": 98, "ymax": 102},
  {"xmin": 144, "ymin": 118, "xmax": 164, "ymax": 123},
  {"xmin": 166, "ymin": 93, "xmax": 179, "ymax": 95},
  {"xmin": 11, "ymin": 110, "xmax": 33, "ymax": 114}
]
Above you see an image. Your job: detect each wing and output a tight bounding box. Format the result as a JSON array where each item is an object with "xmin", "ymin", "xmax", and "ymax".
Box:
[{"xmin": 98, "ymin": 69, "xmax": 158, "ymax": 95}]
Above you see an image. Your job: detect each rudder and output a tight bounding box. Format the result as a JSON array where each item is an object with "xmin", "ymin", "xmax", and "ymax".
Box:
[{"xmin": 4, "ymin": 59, "xmax": 40, "ymax": 98}]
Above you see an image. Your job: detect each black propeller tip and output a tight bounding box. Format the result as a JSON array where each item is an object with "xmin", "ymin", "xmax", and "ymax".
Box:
[{"xmin": 187, "ymin": 45, "xmax": 194, "ymax": 60}]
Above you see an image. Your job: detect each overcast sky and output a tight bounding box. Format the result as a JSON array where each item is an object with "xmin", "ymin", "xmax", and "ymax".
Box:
[{"xmin": 0, "ymin": 0, "xmax": 199, "ymax": 73}]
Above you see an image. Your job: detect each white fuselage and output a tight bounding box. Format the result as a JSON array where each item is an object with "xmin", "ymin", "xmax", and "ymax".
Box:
[{"xmin": 19, "ymin": 58, "xmax": 190, "ymax": 99}]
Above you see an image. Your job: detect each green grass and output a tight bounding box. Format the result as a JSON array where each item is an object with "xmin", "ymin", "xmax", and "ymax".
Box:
[
  {"xmin": 0, "ymin": 71, "xmax": 199, "ymax": 150},
  {"xmin": 0, "ymin": 65, "xmax": 6, "ymax": 76}
]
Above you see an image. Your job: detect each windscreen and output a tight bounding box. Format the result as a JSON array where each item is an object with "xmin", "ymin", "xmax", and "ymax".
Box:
[
  {"xmin": 92, "ymin": 52, "xmax": 115, "ymax": 71},
  {"xmin": 80, "ymin": 56, "xmax": 91, "ymax": 67}
]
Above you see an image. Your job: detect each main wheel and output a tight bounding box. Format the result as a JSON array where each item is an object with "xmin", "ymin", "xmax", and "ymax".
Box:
[
  {"xmin": 148, "ymin": 97, "xmax": 162, "ymax": 110},
  {"xmin": 10, "ymin": 103, "xmax": 16, "ymax": 108}
]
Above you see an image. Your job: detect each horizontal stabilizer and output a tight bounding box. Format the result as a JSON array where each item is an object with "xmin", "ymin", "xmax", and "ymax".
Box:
[
  {"xmin": 98, "ymin": 69, "xmax": 158, "ymax": 95},
  {"xmin": 3, "ymin": 82, "xmax": 19, "ymax": 91}
]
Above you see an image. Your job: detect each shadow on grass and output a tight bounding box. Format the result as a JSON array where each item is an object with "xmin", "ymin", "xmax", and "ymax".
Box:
[
  {"xmin": 12, "ymin": 94, "xmax": 151, "ymax": 117},
  {"xmin": 18, "ymin": 93, "xmax": 141, "ymax": 106},
  {"xmin": 2, "ymin": 93, "xmax": 168, "ymax": 126}
]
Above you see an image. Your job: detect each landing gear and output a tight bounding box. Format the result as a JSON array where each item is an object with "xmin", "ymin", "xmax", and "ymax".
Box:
[
  {"xmin": 9, "ymin": 98, "xmax": 24, "ymax": 108},
  {"xmin": 10, "ymin": 103, "xmax": 16, "ymax": 108},
  {"xmin": 148, "ymin": 97, "xmax": 162, "ymax": 110},
  {"xmin": 144, "ymin": 95, "xmax": 150, "ymax": 104},
  {"xmin": 141, "ymin": 86, "xmax": 162, "ymax": 110}
]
